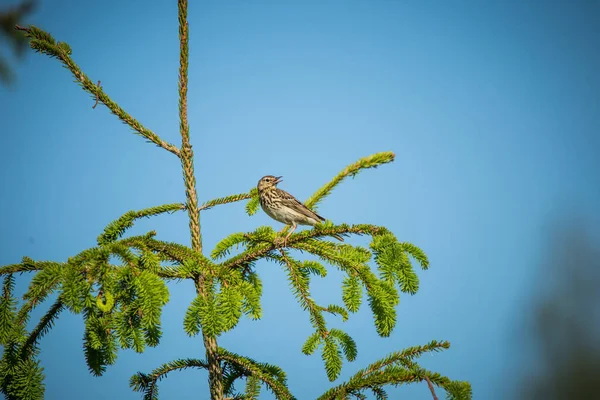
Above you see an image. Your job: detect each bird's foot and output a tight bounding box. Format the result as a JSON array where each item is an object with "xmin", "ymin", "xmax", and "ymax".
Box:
[{"xmin": 275, "ymin": 236, "xmax": 287, "ymax": 248}]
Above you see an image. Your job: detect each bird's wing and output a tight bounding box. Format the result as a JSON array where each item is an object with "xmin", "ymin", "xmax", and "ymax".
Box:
[{"xmin": 277, "ymin": 189, "xmax": 325, "ymax": 222}]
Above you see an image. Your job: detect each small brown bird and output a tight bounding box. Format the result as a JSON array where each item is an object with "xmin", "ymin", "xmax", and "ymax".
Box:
[{"xmin": 257, "ymin": 175, "xmax": 343, "ymax": 245}]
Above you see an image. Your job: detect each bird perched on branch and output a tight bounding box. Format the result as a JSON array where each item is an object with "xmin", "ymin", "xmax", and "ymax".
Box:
[{"xmin": 257, "ymin": 175, "xmax": 344, "ymax": 246}]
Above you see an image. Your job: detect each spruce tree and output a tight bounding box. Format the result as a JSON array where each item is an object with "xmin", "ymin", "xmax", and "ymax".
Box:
[{"xmin": 2, "ymin": 2, "xmax": 472, "ymax": 399}]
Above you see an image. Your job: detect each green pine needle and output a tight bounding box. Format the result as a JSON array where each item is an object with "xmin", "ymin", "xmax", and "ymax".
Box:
[
  {"xmin": 97, "ymin": 203, "xmax": 186, "ymax": 245},
  {"xmin": 306, "ymin": 152, "xmax": 395, "ymax": 210}
]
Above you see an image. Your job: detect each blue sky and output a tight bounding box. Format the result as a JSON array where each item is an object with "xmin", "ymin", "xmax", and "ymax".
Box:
[{"xmin": 1, "ymin": 1, "xmax": 599, "ymax": 399}]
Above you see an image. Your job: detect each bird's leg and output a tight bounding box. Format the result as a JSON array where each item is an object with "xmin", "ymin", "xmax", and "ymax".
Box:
[{"xmin": 282, "ymin": 223, "xmax": 297, "ymax": 248}]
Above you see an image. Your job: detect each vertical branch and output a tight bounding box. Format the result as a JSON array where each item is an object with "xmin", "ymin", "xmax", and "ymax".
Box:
[
  {"xmin": 177, "ymin": 1, "xmax": 223, "ymax": 399},
  {"xmin": 178, "ymin": 0, "xmax": 202, "ymax": 253}
]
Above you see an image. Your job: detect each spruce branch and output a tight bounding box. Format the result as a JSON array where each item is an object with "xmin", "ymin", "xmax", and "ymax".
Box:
[
  {"xmin": 273, "ymin": 251, "xmax": 327, "ymax": 336},
  {"xmin": 218, "ymin": 348, "xmax": 294, "ymax": 400},
  {"xmin": 123, "ymin": 236, "xmax": 214, "ymax": 278},
  {"xmin": 269, "ymin": 253, "xmax": 366, "ymax": 381},
  {"xmin": 0, "ymin": 258, "xmax": 61, "ymax": 276},
  {"xmin": 130, "ymin": 358, "xmax": 209, "ymax": 400},
  {"xmin": 199, "ymin": 190, "xmax": 255, "ymax": 211},
  {"xmin": 316, "ymin": 341, "xmax": 470, "ymax": 400},
  {"xmin": 305, "ymin": 151, "xmax": 395, "ymax": 210},
  {"xmin": 0, "ymin": 275, "xmax": 18, "ymax": 345},
  {"xmin": 20, "ymin": 299, "xmax": 64, "ymax": 359},
  {"xmin": 97, "ymin": 203, "xmax": 186, "ymax": 245},
  {"xmin": 0, "ymin": 262, "xmax": 38, "ymax": 275},
  {"xmin": 14, "ymin": 25, "xmax": 181, "ymax": 157},
  {"xmin": 359, "ymin": 340, "xmax": 450, "ymax": 378},
  {"xmin": 21, "ymin": 262, "xmax": 62, "ymax": 305},
  {"xmin": 220, "ymin": 362, "xmax": 247, "ymax": 398},
  {"xmin": 220, "ymin": 224, "xmax": 388, "ymax": 270},
  {"xmin": 244, "ymin": 375, "xmax": 261, "ymax": 399},
  {"xmin": 245, "ymin": 189, "xmax": 261, "ymax": 216}
]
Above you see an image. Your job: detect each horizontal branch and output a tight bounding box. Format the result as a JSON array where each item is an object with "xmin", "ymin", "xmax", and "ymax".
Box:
[
  {"xmin": 220, "ymin": 224, "xmax": 388, "ymax": 270},
  {"xmin": 0, "ymin": 258, "xmax": 62, "ymax": 276},
  {"xmin": 199, "ymin": 191, "xmax": 254, "ymax": 211},
  {"xmin": 97, "ymin": 203, "xmax": 186, "ymax": 245},
  {"xmin": 15, "ymin": 25, "xmax": 181, "ymax": 157},
  {"xmin": 0, "ymin": 262, "xmax": 39, "ymax": 275},
  {"xmin": 118, "ymin": 236, "xmax": 205, "ymax": 279}
]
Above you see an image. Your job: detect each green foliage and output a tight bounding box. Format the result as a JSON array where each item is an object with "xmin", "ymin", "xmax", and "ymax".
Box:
[
  {"xmin": 301, "ymin": 260, "xmax": 327, "ymax": 277},
  {"xmin": 371, "ymin": 233, "xmax": 428, "ymax": 295},
  {"xmin": 22, "ymin": 262, "xmax": 62, "ymax": 303},
  {"xmin": 130, "ymin": 358, "xmax": 208, "ymax": 400},
  {"xmin": 305, "ymin": 151, "xmax": 395, "ymax": 210},
  {"xmin": 0, "ymin": 357, "xmax": 45, "ymax": 400},
  {"xmin": 57, "ymin": 41, "xmax": 71, "ymax": 55},
  {"xmin": 21, "ymin": 300, "xmax": 64, "ymax": 359},
  {"xmin": 218, "ymin": 348, "xmax": 293, "ymax": 400},
  {"xmin": 184, "ymin": 270, "xmax": 262, "ymax": 338},
  {"xmin": 0, "ymin": 277, "xmax": 64, "ymax": 400},
  {"xmin": 221, "ymin": 362, "xmax": 246, "ymax": 398},
  {"xmin": 184, "ymin": 290, "xmax": 217, "ymax": 337},
  {"xmin": 28, "ymin": 26, "xmax": 55, "ymax": 45},
  {"xmin": 245, "ymin": 188, "xmax": 260, "ymax": 216},
  {"xmin": 244, "ymin": 375, "xmax": 261, "ymax": 399},
  {"xmin": 139, "ymin": 251, "xmax": 161, "ymax": 274},
  {"xmin": 0, "ymin": 275, "xmax": 18, "ymax": 345},
  {"xmin": 0, "ymin": 230, "xmax": 173, "ymax": 378},
  {"xmin": 109, "ymin": 269, "xmax": 170, "ymax": 353},
  {"xmin": 83, "ymin": 306, "xmax": 118, "ymax": 376},
  {"xmin": 211, "ymin": 232, "xmax": 247, "ymax": 259},
  {"xmin": 329, "ymin": 329, "xmax": 357, "ymax": 362},
  {"xmin": 240, "ymin": 272, "xmax": 263, "ymax": 320},
  {"xmin": 367, "ymin": 281, "xmax": 399, "ymax": 337},
  {"xmin": 322, "ymin": 338, "xmax": 343, "ymax": 382},
  {"xmin": 200, "ymin": 191, "xmax": 254, "ymax": 211},
  {"xmin": 401, "ymin": 241, "xmax": 430, "ymax": 270},
  {"xmin": 211, "ymin": 226, "xmax": 277, "ymax": 261},
  {"xmin": 317, "ymin": 340, "xmax": 471, "ymax": 400},
  {"xmin": 445, "ymin": 380, "xmax": 473, "ymax": 400},
  {"xmin": 341, "ymin": 275, "xmax": 362, "ymax": 313},
  {"xmin": 60, "ymin": 264, "xmax": 91, "ymax": 313},
  {"xmin": 217, "ymin": 285, "xmax": 243, "ymax": 332},
  {"xmin": 323, "ymin": 304, "xmax": 348, "ymax": 322},
  {"xmin": 301, "ymin": 332, "xmax": 321, "ymax": 355},
  {"xmin": 97, "ymin": 204, "xmax": 185, "ymax": 245}
]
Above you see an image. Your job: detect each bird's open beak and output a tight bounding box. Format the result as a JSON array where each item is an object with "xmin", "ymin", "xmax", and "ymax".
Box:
[{"xmin": 274, "ymin": 176, "xmax": 283, "ymax": 184}]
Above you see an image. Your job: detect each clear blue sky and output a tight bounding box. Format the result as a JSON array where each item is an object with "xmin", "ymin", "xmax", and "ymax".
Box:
[{"xmin": 1, "ymin": 1, "xmax": 599, "ymax": 399}]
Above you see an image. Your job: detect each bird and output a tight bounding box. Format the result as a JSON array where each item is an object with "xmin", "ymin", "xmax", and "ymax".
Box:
[{"xmin": 257, "ymin": 175, "xmax": 344, "ymax": 246}]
